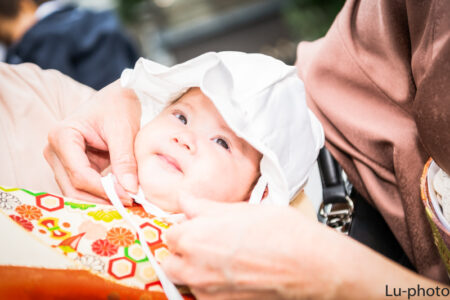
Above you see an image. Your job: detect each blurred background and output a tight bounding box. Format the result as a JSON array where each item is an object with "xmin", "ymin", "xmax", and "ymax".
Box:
[
  {"xmin": 76, "ymin": 0, "xmax": 344, "ymax": 65},
  {"xmin": 0, "ymin": 0, "xmax": 344, "ymax": 89}
]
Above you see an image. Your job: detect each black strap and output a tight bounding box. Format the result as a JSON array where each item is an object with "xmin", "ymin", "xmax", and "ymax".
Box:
[
  {"xmin": 316, "ymin": 147, "xmax": 415, "ymax": 270},
  {"xmin": 317, "ymin": 148, "xmax": 348, "ymax": 205}
]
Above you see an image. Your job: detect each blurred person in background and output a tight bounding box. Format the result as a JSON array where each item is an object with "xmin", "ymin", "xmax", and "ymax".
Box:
[{"xmin": 0, "ymin": 0, "xmax": 139, "ymax": 90}]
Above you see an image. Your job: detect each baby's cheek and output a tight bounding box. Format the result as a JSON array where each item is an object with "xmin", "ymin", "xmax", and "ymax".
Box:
[
  {"xmin": 195, "ymin": 175, "xmax": 245, "ymax": 203},
  {"xmin": 203, "ymin": 160, "xmax": 246, "ymax": 202},
  {"xmin": 221, "ymin": 163, "xmax": 257, "ymax": 203},
  {"xmin": 134, "ymin": 133, "xmax": 153, "ymax": 184},
  {"xmin": 136, "ymin": 156, "xmax": 153, "ymax": 192}
]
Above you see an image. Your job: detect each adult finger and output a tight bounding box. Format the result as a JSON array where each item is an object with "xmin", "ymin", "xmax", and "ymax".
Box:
[
  {"xmin": 162, "ymin": 254, "xmax": 228, "ymax": 289},
  {"xmin": 165, "ymin": 223, "xmax": 190, "ymax": 255},
  {"xmin": 191, "ymin": 287, "xmax": 279, "ymax": 300},
  {"xmin": 104, "ymin": 121, "xmax": 139, "ymax": 194},
  {"xmin": 112, "ymin": 176, "xmax": 133, "ymax": 206},
  {"xmin": 47, "ymin": 126, "xmax": 108, "ymax": 198},
  {"xmin": 161, "ymin": 254, "xmax": 190, "ymax": 285},
  {"xmin": 45, "ymin": 142, "xmax": 133, "ymax": 206},
  {"xmin": 44, "ymin": 148, "xmax": 110, "ymax": 204}
]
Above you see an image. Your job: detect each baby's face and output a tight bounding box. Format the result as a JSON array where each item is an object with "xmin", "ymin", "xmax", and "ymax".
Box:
[{"xmin": 134, "ymin": 88, "xmax": 262, "ymax": 212}]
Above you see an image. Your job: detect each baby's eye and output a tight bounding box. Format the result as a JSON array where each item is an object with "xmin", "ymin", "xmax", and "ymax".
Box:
[
  {"xmin": 174, "ymin": 113, "xmax": 187, "ymax": 125},
  {"xmin": 213, "ymin": 137, "xmax": 229, "ymax": 150}
]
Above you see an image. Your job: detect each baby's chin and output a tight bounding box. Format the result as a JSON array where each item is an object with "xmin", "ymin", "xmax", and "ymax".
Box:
[
  {"xmin": 137, "ymin": 162, "xmax": 182, "ymax": 213},
  {"xmin": 142, "ymin": 191, "xmax": 181, "ymax": 213}
]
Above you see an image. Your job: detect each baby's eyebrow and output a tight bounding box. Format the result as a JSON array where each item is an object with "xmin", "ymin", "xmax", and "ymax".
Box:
[
  {"xmin": 222, "ymin": 126, "xmax": 247, "ymax": 153},
  {"xmin": 174, "ymin": 101, "xmax": 194, "ymax": 112}
]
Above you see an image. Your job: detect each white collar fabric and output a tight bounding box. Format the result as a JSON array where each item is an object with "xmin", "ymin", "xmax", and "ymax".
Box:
[
  {"xmin": 0, "ymin": 43, "xmax": 6, "ymax": 62},
  {"xmin": 121, "ymin": 52, "xmax": 324, "ymax": 205},
  {"xmin": 35, "ymin": 0, "xmax": 66, "ymax": 21}
]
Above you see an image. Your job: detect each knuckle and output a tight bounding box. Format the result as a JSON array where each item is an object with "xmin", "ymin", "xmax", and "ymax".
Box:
[
  {"xmin": 112, "ymin": 153, "xmax": 136, "ymax": 171},
  {"xmin": 113, "ymin": 152, "xmax": 135, "ymax": 164},
  {"xmin": 177, "ymin": 235, "xmax": 191, "ymax": 253},
  {"xmin": 42, "ymin": 145, "xmax": 51, "ymax": 161},
  {"xmin": 48, "ymin": 120, "xmax": 76, "ymax": 146},
  {"xmin": 47, "ymin": 125, "xmax": 63, "ymax": 145},
  {"xmin": 176, "ymin": 268, "xmax": 196, "ymax": 286},
  {"xmin": 186, "ymin": 273, "xmax": 212, "ymax": 289},
  {"xmin": 162, "ymin": 257, "xmax": 178, "ymax": 276},
  {"xmin": 68, "ymin": 169, "xmax": 86, "ymax": 189}
]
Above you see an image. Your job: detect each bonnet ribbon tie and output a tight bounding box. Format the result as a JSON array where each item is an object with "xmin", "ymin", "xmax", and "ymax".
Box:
[{"xmin": 101, "ymin": 173, "xmax": 183, "ymax": 300}]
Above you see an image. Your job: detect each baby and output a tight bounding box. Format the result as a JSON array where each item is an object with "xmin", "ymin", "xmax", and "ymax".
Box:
[
  {"xmin": 0, "ymin": 51, "xmax": 322, "ymax": 213},
  {"xmin": 0, "ymin": 52, "xmax": 324, "ymax": 298},
  {"xmin": 135, "ymin": 87, "xmax": 262, "ymax": 212},
  {"xmin": 118, "ymin": 51, "xmax": 324, "ymax": 213}
]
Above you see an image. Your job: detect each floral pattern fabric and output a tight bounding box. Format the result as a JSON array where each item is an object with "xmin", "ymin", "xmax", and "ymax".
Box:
[
  {"xmin": 16, "ymin": 204, "xmax": 43, "ymax": 220},
  {"xmin": 0, "ymin": 186, "xmax": 174, "ymax": 293},
  {"xmin": 421, "ymin": 159, "xmax": 450, "ymax": 274}
]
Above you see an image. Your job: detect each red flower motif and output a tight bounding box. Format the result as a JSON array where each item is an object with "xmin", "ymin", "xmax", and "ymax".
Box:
[
  {"xmin": 9, "ymin": 214, "xmax": 33, "ymax": 231},
  {"xmin": 106, "ymin": 227, "xmax": 135, "ymax": 247},
  {"xmin": 15, "ymin": 204, "xmax": 42, "ymax": 220},
  {"xmin": 91, "ymin": 239, "xmax": 119, "ymax": 256}
]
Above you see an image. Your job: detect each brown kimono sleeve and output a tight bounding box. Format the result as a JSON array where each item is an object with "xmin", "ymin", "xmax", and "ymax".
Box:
[{"xmin": 296, "ymin": 0, "xmax": 449, "ymax": 282}]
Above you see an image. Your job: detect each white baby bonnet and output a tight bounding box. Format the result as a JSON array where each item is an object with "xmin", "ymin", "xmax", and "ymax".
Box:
[{"xmin": 121, "ymin": 51, "xmax": 324, "ymax": 206}]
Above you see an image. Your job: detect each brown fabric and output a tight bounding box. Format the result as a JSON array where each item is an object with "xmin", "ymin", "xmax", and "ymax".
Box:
[
  {"xmin": 0, "ymin": 266, "xmax": 169, "ymax": 300},
  {"xmin": 296, "ymin": 0, "xmax": 450, "ymax": 281},
  {"xmin": 0, "ymin": 62, "xmax": 94, "ymax": 194}
]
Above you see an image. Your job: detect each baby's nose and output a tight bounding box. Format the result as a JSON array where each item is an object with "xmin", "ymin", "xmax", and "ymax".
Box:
[{"xmin": 172, "ymin": 132, "xmax": 196, "ymax": 153}]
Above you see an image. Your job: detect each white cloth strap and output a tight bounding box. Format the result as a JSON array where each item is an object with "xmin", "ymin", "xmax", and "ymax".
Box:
[
  {"xmin": 101, "ymin": 173, "xmax": 183, "ymax": 300},
  {"xmin": 249, "ymin": 175, "xmax": 267, "ymax": 205},
  {"xmin": 129, "ymin": 186, "xmax": 185, "ymax": 223}
]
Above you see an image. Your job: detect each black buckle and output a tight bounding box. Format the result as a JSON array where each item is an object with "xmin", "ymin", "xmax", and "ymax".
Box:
[
  {"xmin": 317, "ymin": 148, "xmax": 354, "ymax": 234},
  {"xmin": 318, "ymin": 195, "xmax": 354, "ymax": 234}
]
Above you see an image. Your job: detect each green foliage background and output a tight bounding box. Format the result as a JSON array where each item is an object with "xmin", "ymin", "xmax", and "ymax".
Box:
[
  {"xmin": 283, "ymin": 0, "xmax": 345, "ymax": 41},
  {"xmin": 114, "ymin": 0, "xmax": 345, "ymax": 42},
  {"xmin": 115, "ymin": 0, "xmax": 146, "ymax": 24}
]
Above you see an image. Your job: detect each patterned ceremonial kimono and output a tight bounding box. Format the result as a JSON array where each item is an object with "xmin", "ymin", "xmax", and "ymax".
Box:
[{"xmin": 0, "ymin": 185, "xmax": 186, "ymax": 299}]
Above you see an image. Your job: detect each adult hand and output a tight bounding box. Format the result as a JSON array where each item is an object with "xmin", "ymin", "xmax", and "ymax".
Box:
[
  {"xmin": 44, "ymin": 80, "xmax": 141, "ymax": 205},
  {"xmin": 162, "ymin": 197, "xmax": 440, "ymax": 299}
]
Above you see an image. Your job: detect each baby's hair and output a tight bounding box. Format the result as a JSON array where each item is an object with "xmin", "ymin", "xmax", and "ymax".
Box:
[{"xmin": 169, "ymin": 88, "xmax": 192, "ymax": 106}]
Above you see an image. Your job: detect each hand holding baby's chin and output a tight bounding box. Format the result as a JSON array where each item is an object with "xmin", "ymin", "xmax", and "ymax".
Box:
[
  {"xmin": 160, "ymin": 197, "xmax": 326, "ymax": 299},
  {"xmin": 45, "ymin": 80, "xmax": 141, "ymax": 205}
]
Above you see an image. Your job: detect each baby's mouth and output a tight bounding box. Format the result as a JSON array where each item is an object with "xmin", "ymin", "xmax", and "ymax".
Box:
[{"xmin": 156, "ymin": 153, "xmax": 183, "ymax": 173}]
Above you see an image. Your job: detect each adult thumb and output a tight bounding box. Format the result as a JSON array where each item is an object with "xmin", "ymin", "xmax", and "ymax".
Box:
[{"xmin": 106, "ymin": 123, "xmax": 139, "ymax": 194}]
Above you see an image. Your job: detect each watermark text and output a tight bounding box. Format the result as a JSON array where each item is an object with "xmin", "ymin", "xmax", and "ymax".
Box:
[{"xmin": 385, "ymin": 284, "xmax": 449, "ymax": 299}]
